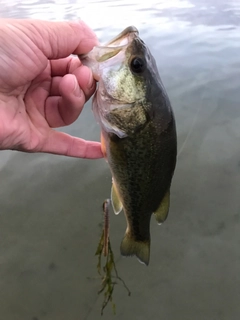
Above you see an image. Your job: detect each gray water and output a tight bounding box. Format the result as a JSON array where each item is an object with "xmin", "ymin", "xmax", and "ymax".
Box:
[{"xmin": 0, "ymin": 0, "xmax": 240, "ymax": 319}]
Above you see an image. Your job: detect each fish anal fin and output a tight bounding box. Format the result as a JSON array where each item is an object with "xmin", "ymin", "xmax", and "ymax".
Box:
[
  {"xmin": 154, "ymin": 189, "xmax": 170, "ymax": 225},
  {"xmin": 111, "ymin": 181, "xmax": 123, "ymax": 215},
  {"xmin": 120, "ymin": 233, "xmax": 150, "ymax": 266}
]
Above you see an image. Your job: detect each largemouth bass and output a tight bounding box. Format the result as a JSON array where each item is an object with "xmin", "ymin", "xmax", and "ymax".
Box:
[{"xmin": 81, "ymin": 26, "xmax": 177, "ymax": 266}]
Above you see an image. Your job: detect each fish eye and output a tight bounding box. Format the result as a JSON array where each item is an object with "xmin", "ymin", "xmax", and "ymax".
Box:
[{"xmin": 130, "ymin": 57, "xmax": 145, "ymax": 74}]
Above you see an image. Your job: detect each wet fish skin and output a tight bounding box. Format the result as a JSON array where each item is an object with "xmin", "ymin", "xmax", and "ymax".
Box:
[
  {"xmin": 103, "ymin": 91, "xmax": 176, "ymax": 265},
  {"xmin": 81, "ymin": 27, "xmax": 177, "ymax": 265}
]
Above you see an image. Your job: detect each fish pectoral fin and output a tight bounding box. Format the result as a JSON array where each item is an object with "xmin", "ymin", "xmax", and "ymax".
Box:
[
  {"xmin": 120, "ymin": 233, "xmax": 150, "ymax": 266},
  {"xmin": 154, "ymin": 190, "xmax": 170, "ymax": 225},
  {"xmin": 111, "ymin": 182, "xmax": 123, "ymax": 215},
  {"xmin": 100, "ymin": 132, "xmax": 107, "ymax": 160}
]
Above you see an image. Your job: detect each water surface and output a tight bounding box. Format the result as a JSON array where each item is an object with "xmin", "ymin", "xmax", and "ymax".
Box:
[{"xmin": 0, "ymin": 1, "xmax": 240, "ymax": 319}]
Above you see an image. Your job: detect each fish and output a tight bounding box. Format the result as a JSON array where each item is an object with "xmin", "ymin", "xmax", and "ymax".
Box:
[{"xmin": 80, "ymin": 26, "xmax": 177, "ymax": 266}]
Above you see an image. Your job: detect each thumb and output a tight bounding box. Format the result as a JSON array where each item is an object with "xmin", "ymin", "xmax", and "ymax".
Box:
[{"xmin": 4, "ymin": 19, "xmax": 98, "ymax": 59}]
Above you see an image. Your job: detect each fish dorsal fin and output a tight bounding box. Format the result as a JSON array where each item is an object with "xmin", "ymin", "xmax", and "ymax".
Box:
[
  {"xmin": 111, "ymin": 181, "xmax": 123, "ymax": 215},
  {"xmin": 154, "ymin": 190, "xmax": 170, "ymax": 225}
]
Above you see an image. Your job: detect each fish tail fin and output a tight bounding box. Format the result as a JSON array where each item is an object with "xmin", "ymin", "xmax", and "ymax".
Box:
[{"xmin": 120, "ymin": 233, "xmax": 150, "ymax": 266}]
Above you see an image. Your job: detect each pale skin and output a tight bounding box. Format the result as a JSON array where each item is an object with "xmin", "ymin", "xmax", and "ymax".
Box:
[{"xmin": 0, "ymin": 19, "xmax": 103, "ymax": 158}]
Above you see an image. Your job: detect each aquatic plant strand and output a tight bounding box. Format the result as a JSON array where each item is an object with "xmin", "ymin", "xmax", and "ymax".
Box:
[{"xmin": 95, "ymin": 199, "xmax": 131, "ymax": 315}]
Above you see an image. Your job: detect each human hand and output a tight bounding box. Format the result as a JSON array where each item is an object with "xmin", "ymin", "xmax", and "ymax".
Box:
[{"xmin": 0, "ymin": 19, "xmax": 103, "ymax": 158}]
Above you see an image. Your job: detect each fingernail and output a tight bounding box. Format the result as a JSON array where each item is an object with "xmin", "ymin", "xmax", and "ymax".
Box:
[
  {"xmin": 73, "ymin": 77, "xmax": 82, "ymax": 97},
  {"xmin": 88, "ymin": 71, "xmax": 95, "ymax": 90},
  {"xmin": 88, "ymin": 77, "xmax": 94, "ymax": 91}
]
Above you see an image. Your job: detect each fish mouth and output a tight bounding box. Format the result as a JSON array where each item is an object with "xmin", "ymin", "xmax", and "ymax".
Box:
[
  {"xmin": 91, "ymin": 26, "xmax": 139, "ymax": 64},
  {"xmin": 105, "ymin": 26, "xmax": 139, "ymax": 47},
  {"xmin": 79, "ymin": 26, "xmax": 140, "ymax": 81}
]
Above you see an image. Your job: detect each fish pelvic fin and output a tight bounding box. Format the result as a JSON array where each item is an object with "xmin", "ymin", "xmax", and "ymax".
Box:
[
  {"xmin": 111, "ymin": 180, "xmax": 123, "ymax": 215},
  {"xmin": 120, "ymin": 233, "xmax": 150, "ymax": 266},
  {"xmin": 154, "ymin": 189, "xmax": 170, "ymax": 225}
]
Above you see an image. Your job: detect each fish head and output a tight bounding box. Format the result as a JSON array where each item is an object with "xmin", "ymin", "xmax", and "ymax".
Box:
[{"xmin": 80, "ymin": 26, "xmax": 163, "ymax": 138}]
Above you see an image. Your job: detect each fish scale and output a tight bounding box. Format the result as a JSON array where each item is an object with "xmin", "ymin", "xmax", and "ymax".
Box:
[{"xmin": 81, "ymin": 26, "xmax": 177, "ymax": 265}]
